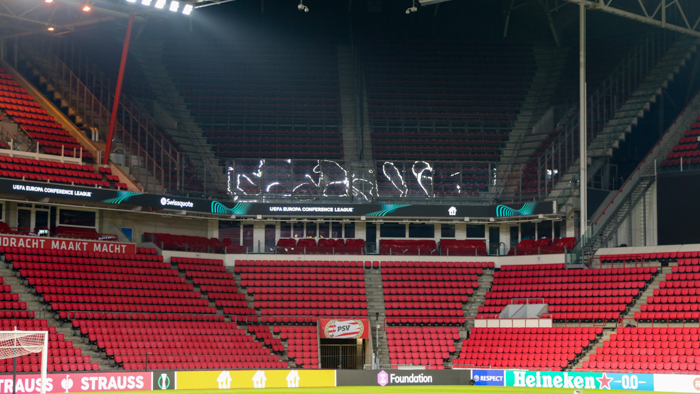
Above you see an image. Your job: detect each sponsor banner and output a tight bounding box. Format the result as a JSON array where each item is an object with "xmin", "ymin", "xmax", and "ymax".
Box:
[
  {"xmin": 0, "ymin": 372, "xmax": 151, "ymax": 394},
  {"xmin": 320, "ymin": 319, "xmax": 369, "ymax": 339},
  {"xmin": 175, "ymin": 370, "xmax": 335, "ymax": 390},
  {"xmin": 654, "ymin": 373, "xmax": 700, "ymax": 393},
  {"xmin": 153, "ymin": 371, "xmax": 175, "ymax": 391},
  {"xmin": 336, "ymin": 370, "xmax": 471, "ymax": 386},
  {"xmin": 506, "ymin": 370, "xmax": 654, "ymax": 391},
  {"xmin": 0, "ymin": 234, "xmax": 135, "ymax": 254},
  {"xmin": 471, "ymin": 370, "xmax": 505, "ymax": 386},
  {"xmin": 0, "ymin": 178, "xmax": 554, "ymax": 219}
]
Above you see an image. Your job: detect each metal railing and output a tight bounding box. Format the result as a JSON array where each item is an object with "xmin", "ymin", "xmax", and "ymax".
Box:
[
  {"xmin": 527, "ymin": 30, "xmax": 678, "ymax": 200},
  {"xmin": 19, "ymin": 40, "xmax": 186, "ymax": 195}
]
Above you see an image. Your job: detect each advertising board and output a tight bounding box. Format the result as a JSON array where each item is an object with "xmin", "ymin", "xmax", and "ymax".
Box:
[
  {"xmin": 175, "ymin": 370, "xmax": 335, "ymax": 389},
  {"xmin": 506, "ymin": 370, "xmax": 654, "ymax": 391},
  {"xmin": 0, "ymin": 372, "xmax": 151, "ymax": 394},
  {"xmin": 471, "ymin": 369, "xmax": 505, "ymax": 386},
  {"xmin": 336, "ymin": 369, "xmax": 471, "ymax": 386}
]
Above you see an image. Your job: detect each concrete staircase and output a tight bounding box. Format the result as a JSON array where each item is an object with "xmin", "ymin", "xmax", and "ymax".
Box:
[
  {"xmin": 0, "ymin": 261, "xmax": 112, "ymax": 370},
  {"xmin": 363, "ymin": 267, "xmax": 389, "ymax": 366},
  {"xmin": 568, "ymin": 328, "xmax": 614, "ymax": 371},
  {"xmin": 499, "ymin": 44, "xmax": 569, "ymax": 197},
  {"xmin": 445, "ymin": 268, "xmax": 494, "ymax": 368},
  {"xmin": 130, "ymin": 40, "xmax": 226, "ymax": 196},
  {"xmin": 337, "ymin": 45, "xmax": 361, "ymax": 162},
  {"xmin": 620, "ymin": 264, "xmax": 670, "ymax": 324},
  {"xmin": 548, "ymin": 38, "xmax": 699, "ymax": 208}
]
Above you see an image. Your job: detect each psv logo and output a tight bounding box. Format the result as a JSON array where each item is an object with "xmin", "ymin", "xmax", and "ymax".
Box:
[{"xmin": 324, "ymin": 319, "xmax": 365, "ymax": 339}]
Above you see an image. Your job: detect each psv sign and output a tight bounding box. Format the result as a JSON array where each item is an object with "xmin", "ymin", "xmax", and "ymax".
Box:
[
  {"xmin": 0, "ymin": 234, "xmax": 136, "ymax": 254},
  {"xmin": 320, "ymin": 319, "xmax": 369, "ymax": 339}
]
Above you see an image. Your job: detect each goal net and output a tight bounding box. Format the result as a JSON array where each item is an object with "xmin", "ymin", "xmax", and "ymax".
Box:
[{"xmin": 0, "ymin": 331, "xmax": 48, "ymax": 394}]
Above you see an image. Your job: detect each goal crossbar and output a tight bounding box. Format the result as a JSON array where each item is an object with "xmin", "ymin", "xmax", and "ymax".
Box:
[{"xmin": 0, "ymin": 331, "xmax": 48, "ymax": 394}]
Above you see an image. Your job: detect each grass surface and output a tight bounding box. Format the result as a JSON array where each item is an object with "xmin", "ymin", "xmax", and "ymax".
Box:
[{"xmin": 112, "ymin": 387, "xmax": 675, "ymax": 394}]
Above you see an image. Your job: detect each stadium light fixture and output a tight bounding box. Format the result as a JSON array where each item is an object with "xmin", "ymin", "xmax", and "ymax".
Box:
[
  {"xmin": 297, "ymin": 0, "xmax": 308, "ymax": 12},
  {"xmin": 154, "ymin": 0, "xmax": 166, "ymax": 8},
  {"xmin": 47, "ymin": 26, "xmax": 55, "ymax": 30},
  {"xmin": 405, "ymin": 0, "xmax": 417, "ymax": 13},
  {"xmin": 182, "ymin": 4, "xmax": 193, "ymax": 14},
  {"xmin": 142, "ymin": 0, "xmax": 152, "ymax": 6},
  {"xmin": 169, "ymin": 1, "xmax": 179, "ymax": 12},
  {"xmin": 126, "ymin": 0, "xmax": 137, "ymax": 2},
  {"xmin": 82, "ymin": 4, "xmax": 91, "ymax": 11},
  {"xmin": 45, "ymin": 0, "xmax": 53, "ymax": 3}
]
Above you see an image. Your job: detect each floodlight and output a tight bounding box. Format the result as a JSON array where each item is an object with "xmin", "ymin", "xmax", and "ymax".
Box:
[
  {"xmin": 126, "ymin": 0, "xmax": 136, "ymax": 3},
  {"xmin": 47, "ymin": 27, "xmax": 55, "ymax": 31},
  {"xmin": 298, "ymin": 0, "xmax": 308, "ymax": 12},
  {"xmin": 182, "ymin": 4, "xmax": 193, "ymax": 14},
  {"xmin": 155, "ymin": 0, "xmax": 166, "ymax": 8},
  {"xmin": 169, "ymin": 1, "xmax": 179, "ymax": 11},
  {"xmin": 142, "ymin": 0, "xmax": 152, "ymax": 6},
  {"xmin": 82, "ymin": 4, "xmax": 91, "ymax": 11},
  {"xmin": 45, "ymin": 0, "xmax": 53, "ymax": 3}
]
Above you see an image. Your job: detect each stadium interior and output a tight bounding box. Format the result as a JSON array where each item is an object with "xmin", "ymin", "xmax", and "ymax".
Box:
[{"xmin": 2, "ymin": 0, "xmax": 700, "ymax": 382}]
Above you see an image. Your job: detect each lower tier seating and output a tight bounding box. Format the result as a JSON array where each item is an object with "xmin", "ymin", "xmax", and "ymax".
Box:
[
  {"xmin": 579, "ymin": 326, "xmax": 700, "ymax": 373},
  {"xmin": 387, "ymin": 326, "xmax": 459, "ymax": 369},
  {"xmin": 454, "ymin": 327, "xmax": 602, "ymax": 371}
]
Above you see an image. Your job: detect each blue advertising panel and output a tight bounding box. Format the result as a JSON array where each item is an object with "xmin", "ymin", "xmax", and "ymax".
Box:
[
  {"xmin": 606, "ymin": 373, "xmax": 654, "ymax": 391},
  {"xmin": 471, "ymin": 370, "xmax": 505, "ymax": 386}
]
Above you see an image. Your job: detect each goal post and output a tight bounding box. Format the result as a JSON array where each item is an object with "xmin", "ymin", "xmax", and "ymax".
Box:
[{"xmin": 0, "ymin": 331, "xmax": 48, "ymax": 394}]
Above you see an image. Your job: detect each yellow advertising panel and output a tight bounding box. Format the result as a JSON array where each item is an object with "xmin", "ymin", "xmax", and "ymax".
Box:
[{"xmin": 176, "ymin": 370, "xmax": 336, "ymax": 390}]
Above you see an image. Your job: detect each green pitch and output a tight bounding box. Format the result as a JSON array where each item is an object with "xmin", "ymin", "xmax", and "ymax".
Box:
[{"xmin": 112, "ymin": 387, "xmax": 673, "ymax": 394}]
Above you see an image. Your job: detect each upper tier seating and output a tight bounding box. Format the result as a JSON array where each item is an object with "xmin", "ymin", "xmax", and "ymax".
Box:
[
  {"xmin": 160, "ymin": 39, "xmax": 342, "ymax": 160},
  {"xmin": 454, "ymin": 327, "xmax": 602, "ymax": 371},
  {"xmin": 275, "ymin": 238, "xmax": 365, "ymax": 255},
  {"xmin": 439, "ymin": 240, "xmax": 487, "ymax": 256},
  {"xmin": 479, "ymin": 263, "xmax": 655, "ymax": 321},
  {"xmin": 662, "ymin": 117, "xmax": 700, "ymax": 170},
  {"xmin": 172, "ymin": 257, "xmax": 257, "ymax": 321},
  {"xmin": 580, "ymin": 326, "xmax": 700, "ymax": 373},
  {"xmin": 0, "ymin": 68, "xmax": 93, "ymax": 160},
  {"xmin": 236, "ymin": 259, "xmax": 367, "ymax": 318},
  {"xmin": 0, "ymin": 155, "xmax": 123, "ymax": 189},
  {"xmin": 379, "ymin": 240, "xmax": 437, "ymax": 256},
  {"xmin": 144, "ymin": 233, "xmax": 225, "ymax": 253},
  {"xmin": 387, "ymin": 326, "xmax": 459, "ymax": 370},
  {"xmin": 365, "ymin": 41, "xmax": 535, "ymax": 163}
]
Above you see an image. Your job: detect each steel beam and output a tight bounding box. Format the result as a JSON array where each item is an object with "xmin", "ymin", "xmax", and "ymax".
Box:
[{"xmin": 563, "ymin": 0, "xmax": 700, "ymax": 38}]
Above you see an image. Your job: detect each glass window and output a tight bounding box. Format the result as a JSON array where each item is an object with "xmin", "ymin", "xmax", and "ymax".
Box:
[
  {"xmin": 344, "ymin": 222, "xmax": 355, "ymax": 238},
  {"xmin": 510, "ymin": 226, "xmax": 519, "ymax": 248},
  {"xmin": 441, "ymin": 224, "xmax": 455, "ymax": 238},
  {"xmin": 409, "ymin": 224, "xmax": 435, "ymax": 238},
  {"xmin": 380, "ymin": 222, "xmax": 406, "ymax": 238},
  {"xmin": 280, "ymin": 222, "xmax": 292, "ymax": 238},
  {"xmin": 319, "ymin": 222, "xmax": 330, "ymax": 238},
  {"xmin": 306, "ymin": 223, "xmax": 317, "ymax": 238},
  {"xmin": 264, "ymin": 224, "xmax": 276, "ymax": 253},
  {"xmin": 466, "ymin": 225, "xmax": 485, "ymax": 238},
  {"xmin": 489, "ymin": 227, "xmax": 500, "ymax": 255},
  {"xmin": 521, "ymin": 222, "xmax": 536, "ymax": 240},
  {"xmin": 219, "ymin": 221, "xmax": 241, "ymax": 245},
  {"xmin": 332, "ymin": 222, "xmax": 343, "ymax": 238},
  {"xmin": 538, "ymin": 221, "xmax": 553, "ymax": 239},
  {"xmin": 365, "ymin": 222, "xmax": 376, "ymax": 253},
  {"xmin": 554, "ymin": 221, "xmax": 562, "ymax": 238},
  {"xmin": 58, "ymin": 209, "xmax": 96, "ymax": 227},
  {"xmin": 242, "ymin": 224, "xmax": 254, "ymax": 251},
  {"xmin": 293, "ymin": 223, "xmax": 304, "ymax": 238}
]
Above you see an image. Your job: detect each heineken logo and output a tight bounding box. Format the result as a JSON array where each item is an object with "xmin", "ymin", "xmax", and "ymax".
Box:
[{"xmin": 506, "ymin": 371, "xmax": 653, "ymax": 391}]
